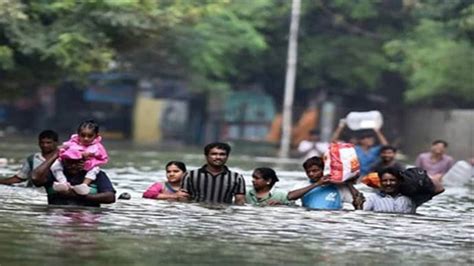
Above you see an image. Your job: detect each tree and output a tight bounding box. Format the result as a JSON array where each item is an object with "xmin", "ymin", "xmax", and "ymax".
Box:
[
  {"xmin": 1, "ymin": 0, "xmax": 471, "ymax": 107},
  {"xmin": 0, "ymin": 0, "xmax": 164, "ymax": 98},
  {"xmin": 238, "ymin": 0, "xmax": 411, "ymax": 106},
  {"xmin": 0, "ymin": 0, "xmax": 273, "ymax": 98},
  {"xmin": 119, "ymin": 0, "xmax": 271, "ymax": 93},
  {"xmin": 385, "ymin": 0, "xmax": 474, "ymax": 103}
]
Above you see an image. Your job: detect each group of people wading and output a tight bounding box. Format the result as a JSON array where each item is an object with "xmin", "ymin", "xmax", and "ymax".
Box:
[{"xmin": 1, "ymin": 119, "xmax": 462, "ymax": 213}]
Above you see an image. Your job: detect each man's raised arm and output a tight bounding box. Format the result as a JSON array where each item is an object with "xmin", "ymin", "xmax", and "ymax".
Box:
[
  {"xmin": 331, "ymin": 119, "xmax": 346, "ymax": 142},
  {"xmin": 32, "ymin": 152, "xmax": 58, "ymax": 187},
  {"xmin": 373, "ymin": 128, "xmax": 388, "ymax": 146}
]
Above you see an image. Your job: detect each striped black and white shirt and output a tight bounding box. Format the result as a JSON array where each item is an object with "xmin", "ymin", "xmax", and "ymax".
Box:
[
  {"xmin": 363, "ymin": 192, "xmax": 415, "ymax": 214},
  {"xmin": 181, "ymin": 165, "xmax": 246, "ymax": 204}
]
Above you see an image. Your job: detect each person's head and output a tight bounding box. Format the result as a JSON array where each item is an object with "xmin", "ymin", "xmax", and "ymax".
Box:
[
  {"xmin": 204, "ymin": 142, "xmax": 231, "ymax": 167},
  {"xmin": 118, "ymin": 192, "xmax": 131, "ymax": 200},
  {"xmin": 38, "ymin": 130, "xmax": 59, "ymax": 154},
  {"xmin": 358, "ymin": 132, "xmax": 375, "ymax": 147},
  {"xmin": 380, "ymin": 145, "xmax": 397, "ymax": 163},
  {"xmin": 302, "ymin": 156, "xmax": 324, "ymax": 182},
  {"xmin": 348, "ymin": 136, "xmax": 358, "ymax": 145},
  {"xmin": 308, "ymin": 129, "xmax": 320, "ymax": 141},
  {"xmin": 252, "ymin": 167, "xmax": 279, "ymax": 191},
  {"xmin": 77, "ymin": 120, "xmax": 100, "ymax": 146},
  {"xmin": 377, "ymin": 167, "xmax": 403, "ymax": 196},
  {"xmin": 165, "ymin": 161, "xmax": 187, "ymax": 183},
  {"xmin": 62, "ymin": 158, "xmax": 86, "ymax": 176},
  {"xmin": 430, "ymin": 140, "xmax": 448, "ymax": 156}
]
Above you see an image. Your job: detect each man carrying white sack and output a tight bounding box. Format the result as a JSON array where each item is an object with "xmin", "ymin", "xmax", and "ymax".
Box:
[{"xmin": 332, "ymin": 119, "xmax": 388, "ymax": 177}]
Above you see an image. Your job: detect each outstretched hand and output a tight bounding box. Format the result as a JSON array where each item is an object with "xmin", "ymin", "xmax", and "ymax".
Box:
[{"xmin": 352, "ymin": 192, "xmax": 365, "ymax": 210}]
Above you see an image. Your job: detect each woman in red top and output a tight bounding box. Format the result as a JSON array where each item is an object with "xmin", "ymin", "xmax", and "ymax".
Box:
[{"xmin": 143, "ymin": 161, "xmax": 186, "ymax": 200}]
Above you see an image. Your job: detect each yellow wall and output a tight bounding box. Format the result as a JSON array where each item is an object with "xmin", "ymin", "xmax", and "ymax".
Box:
[{"xmin": 133, "ymin": 96, "xmax": 164, "ymax": 143}]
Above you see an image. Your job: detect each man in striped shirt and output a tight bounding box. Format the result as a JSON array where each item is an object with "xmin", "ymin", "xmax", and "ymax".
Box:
[
  {"xmin": 179, "ymin": 142, "xmax": 246, "ymax": 205},
  {"xmin": 362, "ymin": 167, "xmax": 415, "ymax": 214}
]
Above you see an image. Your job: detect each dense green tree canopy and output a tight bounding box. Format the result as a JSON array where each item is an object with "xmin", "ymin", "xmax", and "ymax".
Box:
[
  {"xmin": 385, "ymin": 0, "xmax": 474, "ymax": 103},
  {"xmin": 0, "ymin": 0, "xmax": 163, "ymax": 96},
  {"xmin": 0, "ymin": 0, "xmax": 472, "ymax": 105}
]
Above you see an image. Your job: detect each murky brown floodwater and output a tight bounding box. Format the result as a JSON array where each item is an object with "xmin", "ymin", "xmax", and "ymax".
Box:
[{"xmin": 0, "ymin": 141, "xmax": 472, "ymax": 265}]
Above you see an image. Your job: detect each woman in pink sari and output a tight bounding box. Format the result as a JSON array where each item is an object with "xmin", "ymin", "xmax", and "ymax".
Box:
[{"xmin": 143, "ymin": 161, "xmax": 186, "ymax": 200}]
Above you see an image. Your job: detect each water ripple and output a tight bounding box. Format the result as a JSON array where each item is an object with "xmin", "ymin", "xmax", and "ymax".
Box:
[{"xmin": 0, "ymin": 157, "xmax": 472, "ymax": 265}]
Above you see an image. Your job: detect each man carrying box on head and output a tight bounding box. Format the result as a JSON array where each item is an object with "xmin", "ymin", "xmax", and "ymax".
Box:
[{"xmin": 332, "ymin": 119, "xmax": 389, "ymax": 177}]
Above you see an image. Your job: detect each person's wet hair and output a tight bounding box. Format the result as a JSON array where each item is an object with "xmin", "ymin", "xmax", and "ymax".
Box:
[
  {"xmin": 38, "ymin": 130, "xmax": 58, "ymax": 142},
  {"xmin": 166, "ymin": 161, "xmax": 187, "ymax": 172},
  {"xmin": 380, "ymin": 145, "xmax": 397, "ymax": 153},
  {"xmin": 204, "ymin": 142, "xmax": 231, "ymax": 156},
  {"xmin": 77, "ymin": 120, "xmax": 100, "ymax": 135},
  {"xmin": 302, "ymin": 156, "xmax": 324, "ymax": 170},
  {"xmin": 358, "ymin": 131, "xmax": 374, "ymax": 140},
  {"xmin": 377, "ymin": 167, "xmax": 403, "ymax": 181},
  {"xmin": 432, "ymin": 139, "xmax": 448, "ymax": 147},
  {"xmin": 254, "ymin": 167, "xmax": 279, "ymax": 188},
  {"xmin": 118, "ymin": 192, "xmax": 131, "ymax": 200},
  {"xmin": 309, "ymin": 129, "xmax": 320, "ymax": 136}
]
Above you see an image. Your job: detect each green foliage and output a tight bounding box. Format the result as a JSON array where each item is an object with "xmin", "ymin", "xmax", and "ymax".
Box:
[
  {"xmin": 0, "ymin": 46, "xmax": 14, "ymax": 69},
  {"xmin": 0, "ymin": 0, "xmax": 273, "ymax": 96},
  {"xmin": 459, "ymin": 4, "xmax": 474, "ymax": 34},
  {"xmin": 385, "ymin": 1, "xmax": 474, "ymax": 102},
  {"xmin": 0, "ymin": 0, "xmax": 161, "ymax": 95},
  {"xmin": 300, "ymin": 35, "xmax": 388, "ymax": 91},
  {"xmin": 177, "ymin": 2, "xmax": 267, "ymax": 86},
  {"xmin": 329, "ymin": 0, "xmax": 381, "ymax": 20},
  {"xmin": 120, "ymin": 0, "xmax": 272, "ymax": 92},
  {"xmin": 253, "ymin": 0, "xmax": 405, "ymax": 99},
  {"xmin": 0, "ymin": 0, "xmax": 472, "ymax": 105}
]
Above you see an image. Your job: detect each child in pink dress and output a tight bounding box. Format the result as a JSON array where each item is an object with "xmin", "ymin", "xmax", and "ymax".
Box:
[
  {"xmin": 143, "ymin": 161, "xmax": 186, "ymax": 200},
  {"xmin": 51, "ymin": 120, "xmax": 108, "ymax": 195}
]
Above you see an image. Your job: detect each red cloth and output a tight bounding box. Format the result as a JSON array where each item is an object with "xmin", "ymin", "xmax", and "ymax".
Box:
[{"xmin": 323, "ymin": 142, "xmax": 360, "ymax": 183}]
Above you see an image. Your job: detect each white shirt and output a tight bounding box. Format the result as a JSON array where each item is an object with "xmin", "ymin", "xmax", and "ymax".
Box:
[
  {"xmin": 363, "ymin": 192, "xmax": 415, "ymax": 214},
  {"xmin": 16, "ymin": 152, "xmax": 46, "ymax": 180}
]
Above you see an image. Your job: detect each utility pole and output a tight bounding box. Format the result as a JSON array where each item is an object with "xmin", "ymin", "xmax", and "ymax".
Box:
[{"xmin": 279, "ymin": 0, "xmax": 301, "ymax": 158}]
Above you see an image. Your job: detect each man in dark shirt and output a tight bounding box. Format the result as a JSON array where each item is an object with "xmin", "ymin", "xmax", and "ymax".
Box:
[
  {"xmin": 32, "ymin": 152, "xmax": 115, "ymax": 207},
  {"xmin": 179, "ymin": 142, "xmax": 246, "ymax": 205},
  {"xmin": 370, "ymin": 145, "xmax": 405, "ymax": 174}
]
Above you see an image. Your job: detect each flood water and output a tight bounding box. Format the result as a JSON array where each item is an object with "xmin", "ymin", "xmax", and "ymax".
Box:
[{"xmin": 0, "ymin": 141, "xmax": 472, "ymax": 265}]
